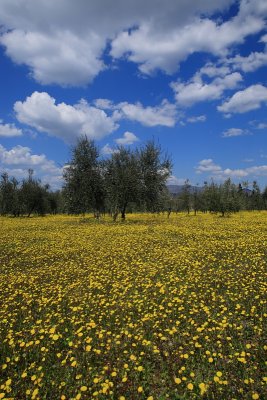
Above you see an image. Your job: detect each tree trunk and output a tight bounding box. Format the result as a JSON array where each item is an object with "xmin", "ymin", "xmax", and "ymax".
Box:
[
  {"xmin": 28, "ymin": 205, "xmax": 35, "ymax": 217},
  {"xmin": 113, "ymin": 211, "xmax": 119, "ymax": 221},
  {"xmin": 121, "ymin": 203, "xmax": 127, "ymax": 220}
]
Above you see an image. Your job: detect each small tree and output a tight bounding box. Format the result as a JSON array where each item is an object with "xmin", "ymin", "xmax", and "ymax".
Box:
[
  {"xmin": 0, "ymin": 172, "xmax": 20, "ymax": 216},
  {"xmin": 180, "ymin": 179, "xmax": 191, "ymax": 214},
  {"xmin": 192, "ymin": 184, "xmax": 202, "ymax": 215},
  {"xmin": 250, "ymin": 180, "xmax": 263, "ymax": 210},
  {"xmin": 20, "ymin": 169, "xmax": 49, "ymax": 217}
]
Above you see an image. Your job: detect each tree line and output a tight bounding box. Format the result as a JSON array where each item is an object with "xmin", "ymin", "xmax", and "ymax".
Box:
[
  {"xmin": 1, "ymin": 136, "xmax": 267, "ymax": 218},
  {"xmin": 172, "ymin": 178, "xmax": 267, "ymax": 217},
  {"xmin": 0, "ymin": 169, "xmax": 62, "ymax": 217}
]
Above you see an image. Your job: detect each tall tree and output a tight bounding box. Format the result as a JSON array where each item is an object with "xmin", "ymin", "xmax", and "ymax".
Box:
[
  {"xmin": 139, "ymin": 140, "xmax": 172, "ymax": 212},
  {"xmin": 63, "ymin": 136, "xmax": 104, "ymax": 215},
  {"xmin": 104, "ymin": 147, "xmax": 141, "ymax": 220}
]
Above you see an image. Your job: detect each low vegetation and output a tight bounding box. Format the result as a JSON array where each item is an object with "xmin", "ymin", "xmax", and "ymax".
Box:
[{"xmin": 0, "ymin": 212, "xmax": 266, "ymax": 399}]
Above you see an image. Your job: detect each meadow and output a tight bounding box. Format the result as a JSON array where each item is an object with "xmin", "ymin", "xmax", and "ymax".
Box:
[{"xmin": 0, "ymin": 212, "xmax": 266, "ymax": 400}]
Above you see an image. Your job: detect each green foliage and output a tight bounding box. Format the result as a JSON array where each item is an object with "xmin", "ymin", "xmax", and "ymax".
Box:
[
  {"xmin": 139, "ymin": 140, "xmax": 172, "ymax": 212},
  {"xmin": 63, "ymin": 136, "xmax": 105, "ymax": 214},
  {"xmin": 63, "ymin": 137, "xmax": 172, "ymax": 219},
  {"xmin": 20, "ymin": 169, "xmax": 50, "ymax": 217},
  {"xmin": 104, "ymin": 146, "xmax": 142, "ymax": 219},
  {"xmin": 0, "ymin": 172, "xmax": 19, "ymax": 216}
]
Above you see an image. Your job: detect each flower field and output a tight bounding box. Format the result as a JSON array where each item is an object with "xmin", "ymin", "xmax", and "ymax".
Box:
[{"xmin": 0, "ymin": 212, "xmax": 266, "ymax": 400}]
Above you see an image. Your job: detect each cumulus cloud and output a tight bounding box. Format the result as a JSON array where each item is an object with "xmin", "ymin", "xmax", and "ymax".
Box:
[
  {"xmin": 196, "ymin": 158, "xmax": 267, "ymax": 179},
  {"xmin": 118, "ymin": 100, "xmax": 177, "ymax": 127},
  {"xmin": 0, "ymin": 0, "xmax": 266, "ymax": 85},
  {"xmin": 115, "ymin": 131, "xmax": 139, "ymax": 145},
  {"xmin": 225, "ymin": 52, "xmax": 267, "ymax": 73},
  {"xmin": 218, "ymin": 84, "xmax": 267, "ymax": 114},
  {"xmin": 222, "ymin": 128, "xmax": 250, "ymax": 137},
  {"xmin": 94, "ymin": 98, "xmax": 115, "ymax": 110},
  {"xmin": 0, "ymin": 144, "xmax": 63, "ymax": 189},
  {"xmin": 13, "ymin": 92, "xmax": 177, "ymax": 143},
  {"xmin": 94, "ymin": 98, "xmax": 177, "ymax": 127},
  {"xmin": 1, "ymin": 30, "xmax": 104, "ymax": 86},
  {"xmin": 196, "ymin": 159, "xmax": 222, "ymax": 174},
  {"xmin": 111, "ymin": 5, "xmax": 264, "ymax": 75},
  {"xmin": 199, "ymin": 63, "xmax": 231, "ymax": 77},
  {"xmin": 14, "ymin": 92, "xmax": 118, "ymax": 143},
  {"xmin": 171, "ymin": 72, "xmax": 242, "ymax": 106},
  {"xmin": 0, "ymin": 122, "xmax": 22, "ymax": 137}
]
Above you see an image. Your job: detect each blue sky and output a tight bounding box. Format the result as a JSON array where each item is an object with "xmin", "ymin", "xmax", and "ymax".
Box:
[{"xmin": 0, "ymin": 0, "xmax": 267, "ymax": 189}]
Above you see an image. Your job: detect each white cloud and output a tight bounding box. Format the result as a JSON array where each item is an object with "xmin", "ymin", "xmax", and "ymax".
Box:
[
  {"xmin": 101, "ymin": 143, "xmax": 118, "ymax": 155},
  {"xmin": 0, "ymin": 144, "xmax": 47, "ymax": 166},
  {"xmin": 172, "ymin": 72, "xmax": 242, "ymax": 106},
  {"xmin": 94, "ymin": 98, "xmax": 115, "ymax": 110},
  {"xmin": 0, "ymin": 144, "xmax": 63, "ymax": 189},
  {"xmin": 167, "ymin": 175, "xmax": 187, "ymax": 186},
  {"xmin": 218, "ymin": 84, "xmax": 267, "ymax": 114},
  {"xmin": 249, "ymin": 120, "xmax": 267, "ymax": 129},
  {"xmin": 1, "ymin": 30, "xmax": 104, "ymax": 86},
  {"xmin": 256, "ymin": 122, "xmax": 267, "ymax": 129},
  {"xmin": 115, "ymin": 131, "xmax": 139, "ymax": 145},
  {"xmin": 196, "ymin": 158, "xmax": 267, "ymax": 179},
  {"xmin": 111, "ymin": 1, "xmax": 264, "ymax": 75},
  {"xmin": 222, "ymin": 128, "xmax": 250, "ymax": 137},
  {"xmin": 196, "ymin": 159, "xmax": 222, "ymax": 174},
  {"xmin": 221, "ymin": 168, "xmax": 249, "ymax": 178},
  {"xmin": 187, "ymin": 115, "xmax": 206, "ymax": 123},
  {"xmin": 94, "ymin": 98, "xmax": 177, "ymax": 127},
  {"xmin": 14, "ymin": 91, "xmax": 118, "ymax": 143},
  {"xmin": 1, "ymin": 0, "xmax": 266, "ymax": 85},
  {"xmin": 0, "ymin": 122, "xmax": 22, "ymax": 137},
  {"xmin": 14, "ymin": 93, "xmax": 177, "ymax": 142},
  {"xmin": 245, "ymin": 165, "xmax": 267, "ymax": 175},
  {"xmin": 13, "ymin": 92, "xmax": 178, "ymax": 144},
  {"xmin": 225, "ymin": 52, "xmax": 267, "ymax": 73},
  {"xmin": 118, "ymin": 100, "xmax": 177, "ymax": 127},
  {"xmin": 199, "ymin": 63, "xmax": 231, "ymax": 77}
]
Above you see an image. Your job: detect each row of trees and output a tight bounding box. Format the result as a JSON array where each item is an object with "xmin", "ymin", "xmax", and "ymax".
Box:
[
  {"xmin": 63, "ymin": 137, "xmax": 172, "ymax": 220},
  {"xmin": 0, "ymin": 170, "xmax": 61, "ymax": 217},
  {"xmin": 1, "ymin": 136, "xmax": 267, "ymax": 218},
  {"xmin": 172, "ymin": 179, "xmax": 267, "ymax": 217}
]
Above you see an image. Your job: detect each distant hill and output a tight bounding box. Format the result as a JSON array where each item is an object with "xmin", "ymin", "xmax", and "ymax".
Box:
[
  {"xmin": 242, "ymin": 188, "xmax": 252, "ymax": 195},
  {"xmin": 167, "ymin": 184, "xmax": 253, "ymax": 196},
  {"xmin": 167, "ymin": 184, "xmax": 203, "ymax": 195}
]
